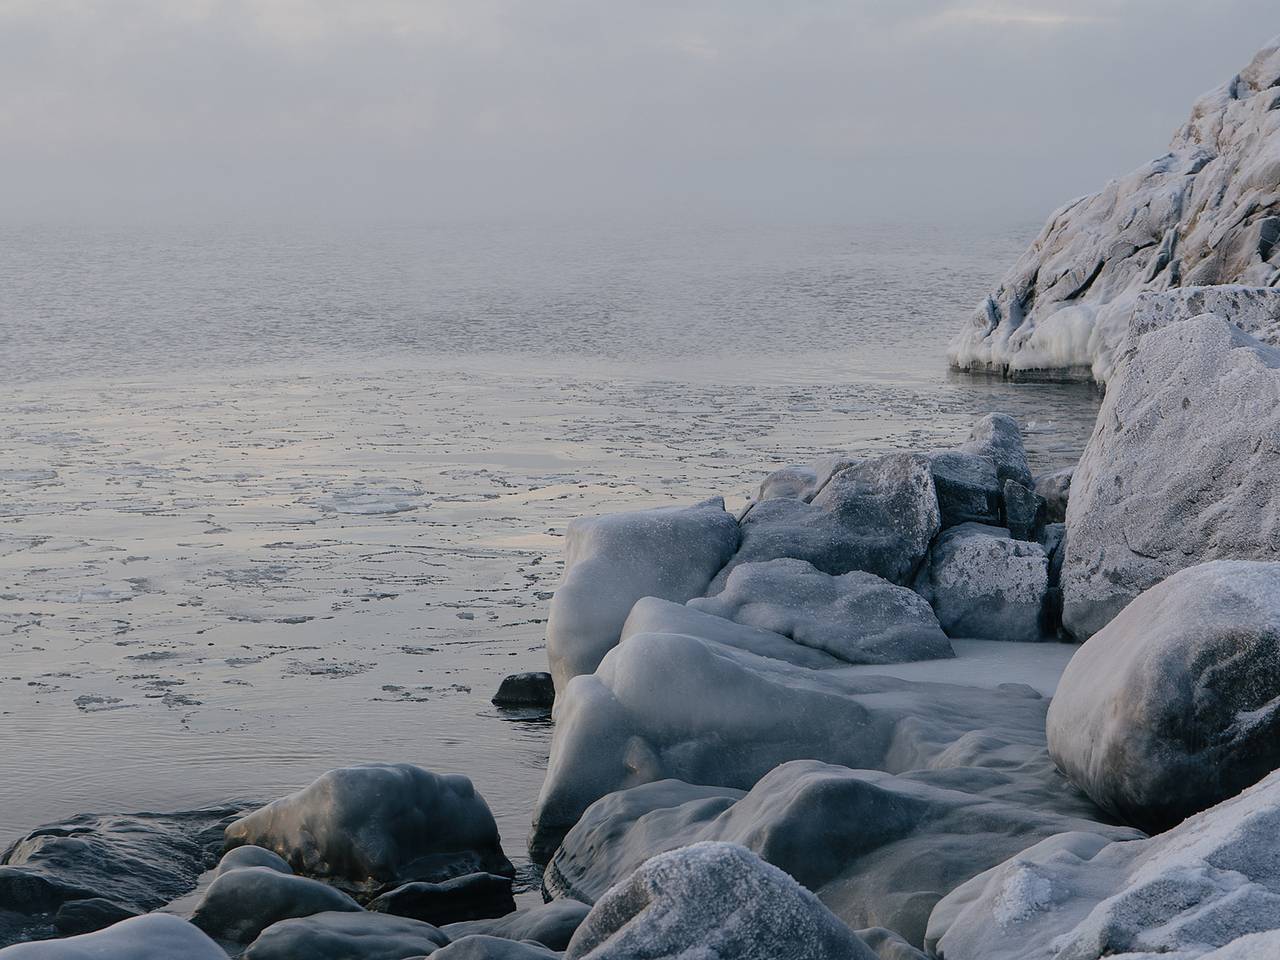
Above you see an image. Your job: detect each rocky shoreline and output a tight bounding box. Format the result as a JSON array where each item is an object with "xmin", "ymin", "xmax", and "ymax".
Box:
[{"xmin": 7, "ymin": 34, "xmax": 1280, "ymax": 960}]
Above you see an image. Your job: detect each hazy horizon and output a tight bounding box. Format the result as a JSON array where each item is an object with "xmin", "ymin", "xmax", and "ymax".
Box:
[{"xmin": 1, "ymin": 2, "xmax": 1275, "ymax": 225}]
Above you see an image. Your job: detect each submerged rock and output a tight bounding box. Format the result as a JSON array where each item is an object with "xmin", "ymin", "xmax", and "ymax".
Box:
[
  {"xmin": 545, "ymin": 760, "xmax": 1135, "ymax": 947},
  {"xmin": 191, "ymin": 865, "xmax": 363, "ymax": 945},
  {"xmin": 546, "ymin": 497, "xmax": 739, "ymax": 690},
  {"xmin": 927, "ymin": 768, "xmax": 1280, "ymax": 960},
  {"xmin": 225, "ymin": 764, "xmax": 513, "ymax": 899},
  {"xmin": 242, "ymin": 910, "xmax": 448, "ymax": 959},
  {"xmin": 1049, "ymin": 561, "xmax": 1280, "ymax": 832},
  {"xmin": 369, "ymin": 873, "xmax": 514, "ymax": 926},
  {"xmin": 442, "ymin": 900, "xmax": 590, "ymax": 951},
  {"xmin": 712, "ymin": 453, "xmax": 940, "ymax": 591},
  {"xmin": 689, "ymin": 558, "xmax": 953, "ymax": 665},
  {"xmin": 919, "ymin": 523, "xmax": 1049, "ymax": 643},
  {"xmin": 1061, "ymin": 314, "xmax": 1280, "ymax": 638},
  {"xmin": 950, "ymin": 35, "xmax": 1280, "ymax": 382},
  {"xmin": 0, "ymin": 914, "xmax": 226, "ymax": 960},
  {"xmin": 563, "ymin": 842, "xmax": 875, "ymax": 960}
]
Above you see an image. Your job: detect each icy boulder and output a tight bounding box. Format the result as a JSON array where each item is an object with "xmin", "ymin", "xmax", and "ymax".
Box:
[
  {"xmin": 950, "ymin": 35, "xmax": 1280, "ymax": 383},
  {"xmin": 528, "ymin": 631, "xmax": 1064, "ymax": 859},
  {"xmin": 958, "ymin": 414, "xmax": 1033, "ymax": 491},
  {"xmin": 1061, "ymin": 314, "xmax": 1280, "ymax": 639},
  {"xmin": 430, "ymin": 935, "xmax": 561, "ymax": 958},
  {"xmin": 919, "ymin": 524, "xmax": 1049, "ymax": 643},
  {"xmin": 191, "ymin": 866, "xmax": 363, "ymax": 945},
  {"xmin": 1049, "ymin": 561, "xmax": 1280, "ymax": 832},
  {"xmin": 927, "ymin": 768, "xmax": 1280, "ymax": 960},
  {"xmin": 442, "ymin": 900, "xmax": 591, "ymax": 951},
  {"xmin": 756, "ymin": 454, "xmax": 859, "ymax": 503},
  {"xmin": 212, "ymin": 844, "xmax": 293, "ymax": 877},
  {"xmin": 545, "ymin": 760, "xmax": 1136, "ymax": 947},
  {"xmin": 563, "ymin": 842, "xmax": 875, "ymax": 960},
  {"xmin": 711, "ymin": 453, "xmax": 939, "ymax": 591},
  {"xmin": 224, "ymin": 764, "xmax": 513, "ymax": 898},
  {"xmin": 0, "ymin": 915, "xmax": 227, "ymax": 960},
  {"xmin": 927, "ymin": 451, "xmax": 1001, "ymax": 529},
  {"xmin": 241, "ymin": 910, "xmax": 449, "ymax": 959},
  {"xmin": 690, "ymin": 558, "xmax": 953, "ymax": 665},
  {"xmin": 546, "ymin": 497, "xmax": 739, "ymax": 690}
]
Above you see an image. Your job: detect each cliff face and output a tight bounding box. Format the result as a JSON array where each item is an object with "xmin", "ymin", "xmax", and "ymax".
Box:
[{"xmin": 950, "ymin": 36, "xmax": 1280, "ymax": 383}]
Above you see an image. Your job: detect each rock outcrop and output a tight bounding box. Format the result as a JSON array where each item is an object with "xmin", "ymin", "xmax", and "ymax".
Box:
[
  {"xmin": 1061, "ymin": 314, "xmax": 1280, "ymax": 638},
  {"xmin": 950, "ymin": 36, "xmax": 1280, "ymax": 382}
]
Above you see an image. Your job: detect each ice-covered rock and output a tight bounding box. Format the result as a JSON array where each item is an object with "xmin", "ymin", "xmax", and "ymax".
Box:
[
  {"xmin": 1123, "ymin": 284, "xmax": 1280, "ymax": 353},
  {"xmin": 689, "ymin": 558, "xmax": 953, "ymax": 665},
  {"xmin": 545, "ymin": 760, "xmax": 1136, "ymax": 946},
  {"xmin": 241, "ymin": 910, "xmax": 449, "ymax": 959},
  {"xmin": 0, "ymin": 914, "xmax": 226, "ymax": 960},
  {"xmin": 0, "ymin": 807, "xmax": 240, "ymax": 947},
  {"xmin": 369, "ymin": 873, "xmax": 514, "ymax": 926},
  {"xmin": 50, "ymin": 900, "xmax": 137, "ymax": 938},
  {"xmin": 927, "ymin": 451, "xmax": 1001, "ymax": 529},
  {"xmin": 927, "ymin": 768, "xmax": 1280, "ymax": 960},
  {"xmin": 959, "ymin": 414, "xmax": 1033, "ymax": 491},
  {"xmin": 1001, "ymin": 480, "xmax": 1045, "ymax": 542},
  {"xmin": 429, "ymin": 935, "xmax": 561, "ymax": 958},
  {"xmin": 546, "ymin": 497, "xmax": 739, "ymax": 690},
  {"xmin": 442, "ymin": 900, "xmax": 590, "ymax": 951},
  {"xmin": 1049, "ymin": 561, "xmax": 1280, "ymax": 832},
  {"xmin": 212, "ymin": 844, "xmax": 293, "ymax": 877},
  {"xmin": 1061, "ymin": 314, "xmax": 1280, "ymax": 638},
  {"xmin": 191, "ymin": 865, "xmax": 363, "ymax": 945},
  {"xmin": 950, "ymin": 35, "xmax": 1280, "ymax": 382},
  {"xmin": 563, "ymin": 842, "xmax": 875, "ymax": 960},
  {"xmin": 528, "ymin": 630, "xmax": 1069, "ymax": 859},
  {"xmin": 1033, "ymin": 468, "xmax": 1072, "ymax": 524},
  {"xmin": 918, "ymin": 524, "xmax": 1049, "ymax": 642},
  {"xmin": 711, "ymin": 453, "xmax": 939, "ymax": 591},
  {"xmin": 756, "ymin": 454, "xmax": 859, "ymax": 503},
  {"xmin": 225, "ymin": 764, "xmax": 513, "ymax": 898}
]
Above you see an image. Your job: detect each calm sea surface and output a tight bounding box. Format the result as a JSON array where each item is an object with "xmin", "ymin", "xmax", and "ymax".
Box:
[{"xmin": 0, "ymin": 219, "xmax": 1099, "ymax": 883}]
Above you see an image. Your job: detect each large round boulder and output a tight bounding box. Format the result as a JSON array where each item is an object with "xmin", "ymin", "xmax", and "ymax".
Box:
[
  {"xmin": 1048, "ymin": 560, "xmax": 1280, "ymax": 831},
  {"xmin": 0, "ymin": 915, "xmax": 226, "ymax": 960}
]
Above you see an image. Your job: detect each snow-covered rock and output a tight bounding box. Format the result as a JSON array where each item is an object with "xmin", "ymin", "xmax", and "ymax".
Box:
[
  {"xmin": 1049, "ymin": 561, "xmax": 1280, "ymax": 832},
  {"xmin": 757, "ymin": 454, "xmax": 859, "ymax": 503},
  {"xmin": 919, "ymin": 524, "xmax": 1049, "ymax": 642},
  {"xmin": 927, "ymin": 768, "xmax": 1280, "ymax": 960},
  {"xmin": 225, "ymin": 764, "xmax": 513, "ymax": 898},
  {"xmin": 563, "ymin": 842, "xmax": 875, "ymax": 960},
  {"xmin": 241, "ymin": 910, "xmax": 449, "ymax": 959},
  {"xmin": 0, "ymin": 915, "xmax": 226, "ymax": 960},
  {"xmin": 689, "ymin": 558, "xmax": 953, "ymax": 665},
  {"xmin": 546, "ymin": 497, "xmax": 739, "ymax": 690},
  {"xmin": 442, "ymin": 900, "xmax": 590, "ymax": 951},
  {"xmin": 528, "ymin": 631, "xmax": 1068, "ymax": 859},
  {"xmin": 191, "ymin": 866, "xmax": 363, "ymax": 945},
  {"xmin": 959, "ymin": 414, "xmax": 1033, "ymax": 491},
  {"xmin": 545, "ymin": 760, "xmax": 1136, "ymax": 947},
  {"xmin": 1061, "ymin": 314, "xmax": 1280, "ymax": 638},
  {"xmin": 711, "ymin": 453, "xmax": 939, "ymax": 591},
  {"xmin": 950, "ymin": 35, "xmax": 1280, "ymax": 382}
]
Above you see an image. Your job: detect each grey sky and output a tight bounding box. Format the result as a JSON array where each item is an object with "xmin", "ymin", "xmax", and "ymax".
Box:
[{"xmin": 1, "ymin": 1, "xmax": 1273, "ymax": 223}]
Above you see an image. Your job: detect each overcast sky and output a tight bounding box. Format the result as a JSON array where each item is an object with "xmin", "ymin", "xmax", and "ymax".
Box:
[{"xmin": 1, "ymin": 1, "xmax": 1274, "ymax": 224}]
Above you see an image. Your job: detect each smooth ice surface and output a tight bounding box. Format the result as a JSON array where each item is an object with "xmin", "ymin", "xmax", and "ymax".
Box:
[{"xmin": 950, "ymin": 37, "xmax": 1280, "ymax": 382}]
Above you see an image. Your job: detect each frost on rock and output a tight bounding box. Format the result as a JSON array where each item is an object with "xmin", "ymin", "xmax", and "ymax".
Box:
[
  {"xmin": 544, "ymin": 760, "xmax": 1137, "ymax": 947},
  {"xmin": 919, "ymin": 523, "xmax": 1049, "ymax": 643},
  {"xmin": 710, "ymin": 453, "xmax": 939, "ymax": 592},
  {"xmin": 546, "ymin": 497, "xmax": 739, "ymax": 690},
  {"xmin": 0, "ymin": 915, "xmax": 227, "ymax": 960},
  {"xmin": 1049, "ymin": 561, "xmax": 1280, "ymax": 832},
  {"xmin": 689, "ymin": 558, "xmax": 953, "ymax": 665},
  {"xmin": 756, "ymin": 454, "xmax": 860, "ymax": 503},
  {"xmin": 224, "ymin": 764, "xmax": 513, "ymax": 899},
  {"xmin": 563, "ymin": 842, "xmax": 876, "ymax": 960},
  {"xmin": 1060, "ymin": 314, "xmax": 1280, "ymax": 639},
  {"xmin": 927, "ymin": 769, "xmax": 1280, "ymax": 960},
  {"xmin": 949, "ymin": 36, "xmax": 1280, "ymax": 383}
]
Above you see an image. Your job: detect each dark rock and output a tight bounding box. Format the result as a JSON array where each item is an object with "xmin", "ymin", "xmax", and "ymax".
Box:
[
  {"xmin": 1034, "ymin": 467, "xmax": 1072, "ymax": 523},
  {"xmin": 241, "ymin": 910, "xmax": 448, "ymax": 960},
  {"xmin": 958, "ymin": 414, "xmax": 1032, "ymax": 490},
  {"xmin": 491, "ymin": 673, "xmax": 554, "ymax": 709},
  {"xmin": 212, "ymin": 844, "xmax": 292, "ymax": 877},
  {"xmin": 0, "ymin": 914, "xmax": 227, "ymax": 959},
  {"xmin": 52, "ymin": 899, "xmax": 138, "ymax": 938},
  {"xmin": 1001, "ymin": 479, "xmax": 1045, "ymax": 542},
  {"xmin": 442, "ymin": 899, "xmax": 590, "ymax": 951},
  {"xmin": 927, "ymin": 450, "xmax": 1001, "ymax": 528},
  {"xmin": 368, "ymin": 872, "xmax": 514, "ymax": 926},
  {"xmin": 429, "ymin": 935, "xmax": 561, "ymax": 959},
  {"xmin": 191, "ymin": 865, "xmax": 363, "ymax": 945}
]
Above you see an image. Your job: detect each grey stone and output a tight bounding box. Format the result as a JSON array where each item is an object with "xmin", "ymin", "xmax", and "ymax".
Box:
[
  {"xmin": 756, "ymin": 455, "xmax": 860, "ymax": 503},
  {"xmin": 212, "ymin": 844, "xmax": 293, "ymax": 877},
  {"xmin": 191, "ymin": 865, "xmax": 363, "ymax": 945},
  {"xmin": 52, "ymin": 900, "xmax": 138, "ymax": 938},
  {"xmin": 1002, "ymin": 480, "xmax": 1045, "ymax": 542},
  {"xmin": 928, "ymin": 768, "xmax": 1280, "ymax": 960},
  {"xmin": 0, "ymin": 915, "xmax": 226, "ymax": 960},
  {"xmin": 546, "ymin": 497, "xmax": 739, "ymax": 690},
  {"xmin": 958, "ymin": 414, "xmax": 1033, "ymax": 491},
  {"xmin": 442, "ymin": 900, "xmax": 590, "ymax": 951},
  {"xmin": 927, "ymin": 450, "xmax": 1001, "ymax": 529},
  {"xmin": 1034, "ymin": 468, "xmax": 1072, "ymax": 524},
  {"xmin": 225, "ymin": 764, "xmax": 512, "ymax": 899},
  {"xmin": 428, "ymin": 935, "xmax": 561, "ymax": 959},
  {"xmin": 491, "ymin": 673, "xmax": 554, "ymax": 709},
  {"xmin": 949, "ymin": 36, "xmax": 1280, "ymax": 382},
  {"xmin": 369, "ymin": 873, "xmax": 514, "ymax": 926},
  {"xmin": 242, "ymin": 911, "xmax": 448, "ymax": 960},
  {"xmin": 1061, "ymin": 314, "xmax": 1280, "ymax": 639},
  {"xmin": 563, "ymin": 842, "xmax": 875, "ymax": 960},
  {"xmin": 1049, "ymin": 560, "xmax": 1280, "ymax": 832},
  {"xmin": 919, "ymin": 523, "xmax": 1049, "ymax": 643}
]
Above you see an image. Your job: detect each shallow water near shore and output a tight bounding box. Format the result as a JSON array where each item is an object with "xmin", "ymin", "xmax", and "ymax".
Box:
[{"xmin": 0, "ymin": 219, "xmax": 1100, "ymax": 889}]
